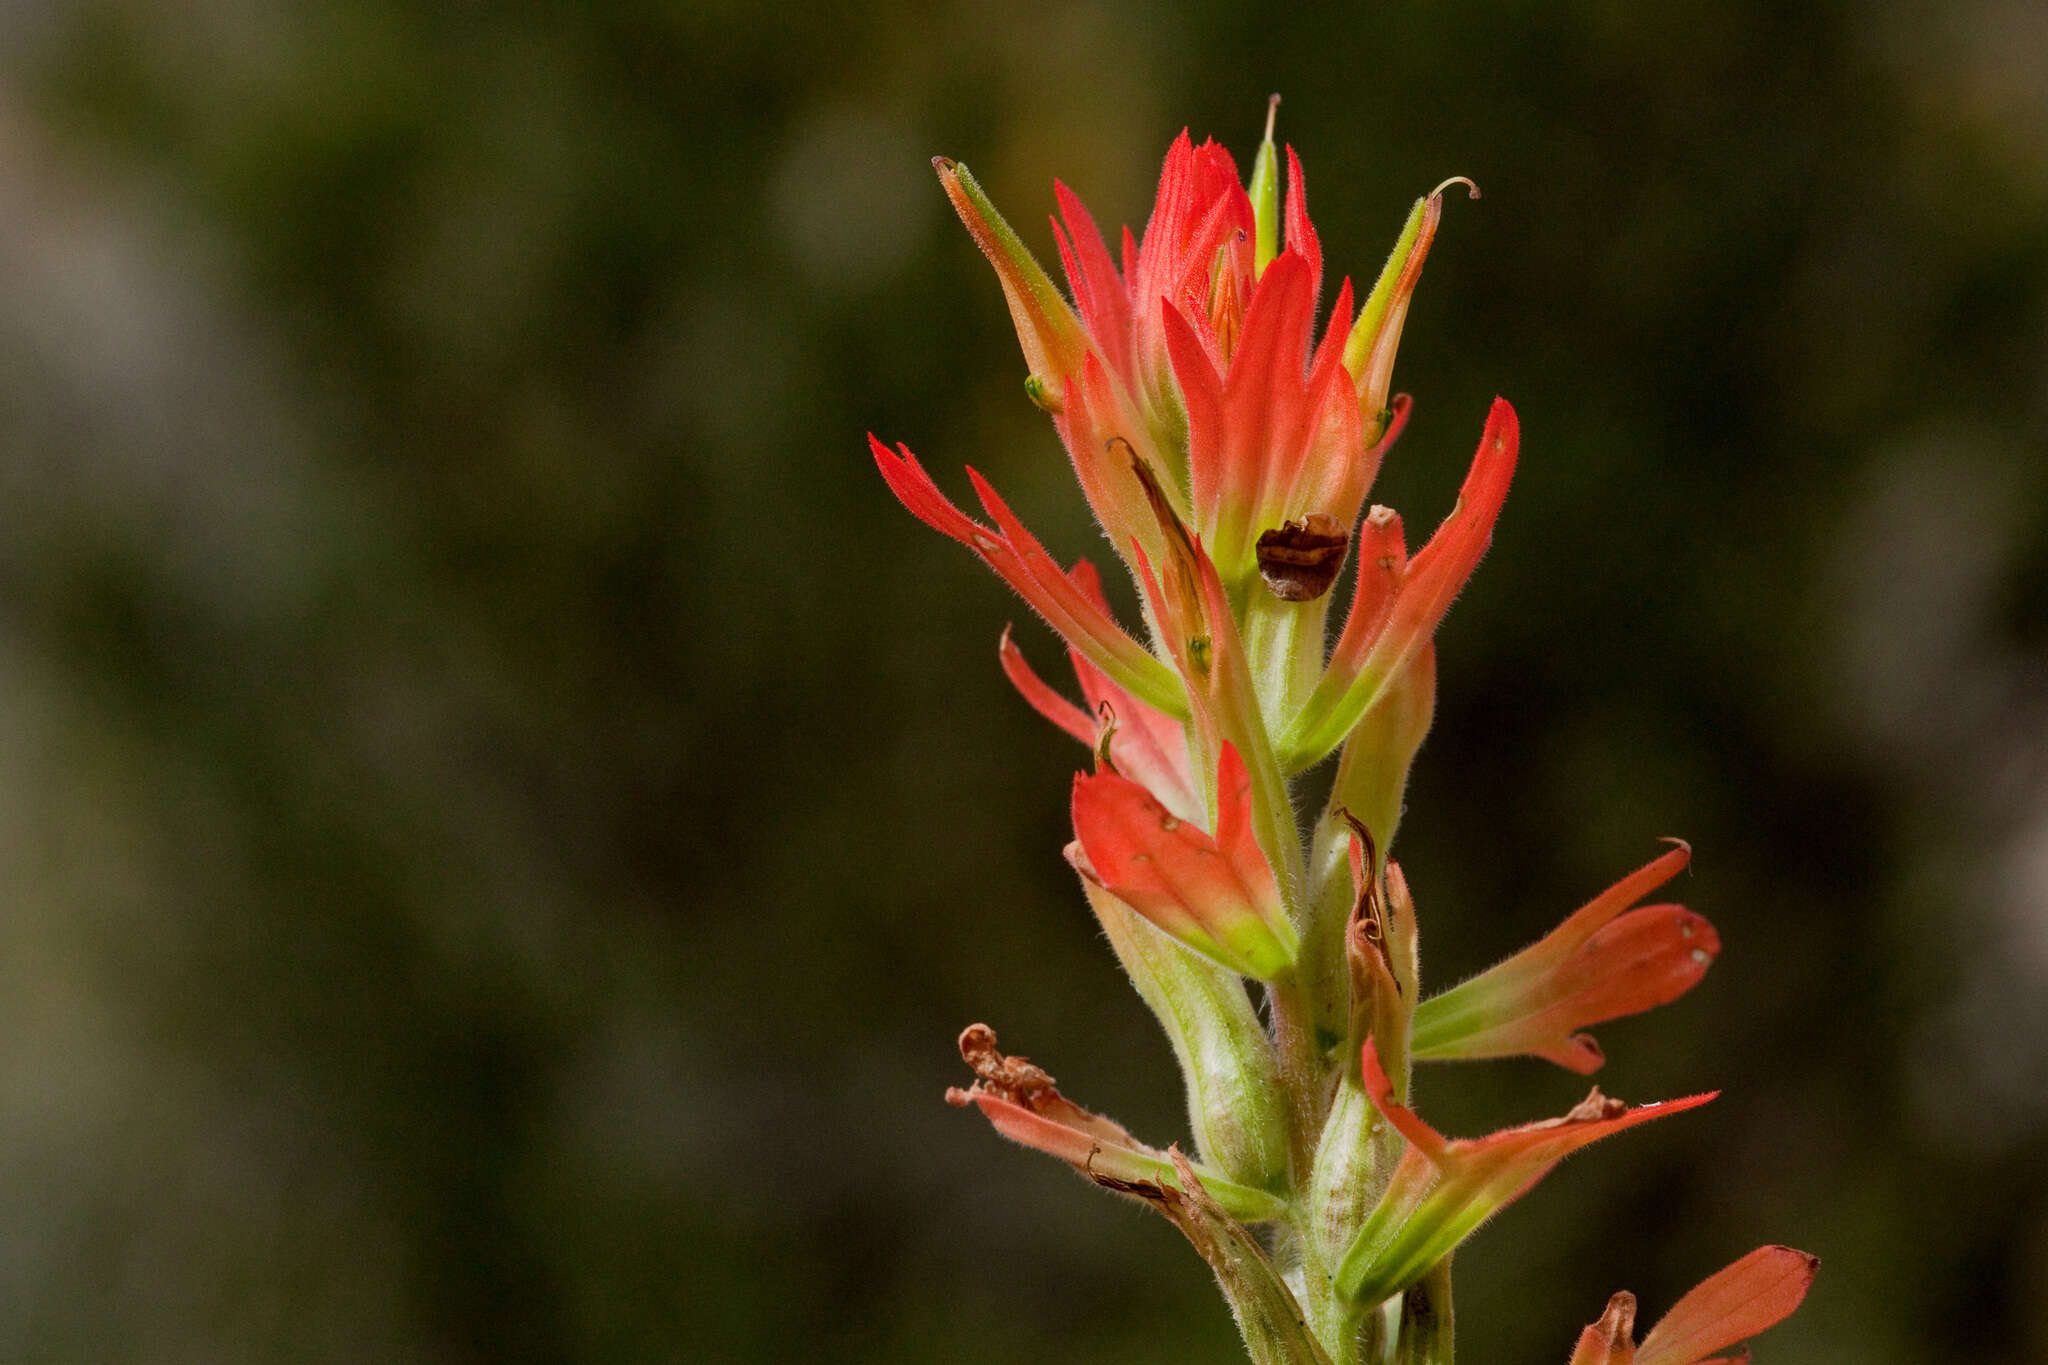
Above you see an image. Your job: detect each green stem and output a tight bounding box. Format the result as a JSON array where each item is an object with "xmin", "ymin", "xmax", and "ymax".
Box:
[
  {"xmin": 1282, "ymin": 1232, "xmax": 1379, "ymax": 1365},
  {"xmin": 1266, "ymin": 969, "xmax": 1324, "ymax": 1181}
]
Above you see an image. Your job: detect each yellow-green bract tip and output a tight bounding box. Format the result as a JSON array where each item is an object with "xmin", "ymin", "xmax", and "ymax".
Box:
[
  {"xmin": 1249, "ymin": 94, "xmax": 1282, "ymax": 274},
  {"xmin": 933, "ymin": 155, "xmax": 1088, "ymax": 383}
]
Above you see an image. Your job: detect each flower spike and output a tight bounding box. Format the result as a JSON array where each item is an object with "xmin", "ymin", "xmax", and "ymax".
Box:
[
  {"xmin": 886, "ymin": 119, "xmax": 1798, "ymax": 1365},
  {"xmin": 1335, "ymin": 1040, "xmax": 1715, "ymax": 1308},
  {"xmin": 1411, "ymin": 842, "xmax": 1717, "ymax": 1072}
]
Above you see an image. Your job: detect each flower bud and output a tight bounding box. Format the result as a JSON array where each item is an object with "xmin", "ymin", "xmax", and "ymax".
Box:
[
  {"xmin": 932, "ymin": 156, "xmax": 1090, "ymax": 388},
  {"xmin": 1343, "ymin": 178, "xmax": 1478, "ymax": 445}
]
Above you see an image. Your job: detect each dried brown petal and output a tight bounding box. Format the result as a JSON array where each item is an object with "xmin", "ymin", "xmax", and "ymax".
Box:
[
  {"xmin": 956, "ymin": 1023, "xmax": 1055, "ymax": 1103},
  {"xmin": 1256, "ymin": 513, "xmax": 1348, "ymax": 601}
]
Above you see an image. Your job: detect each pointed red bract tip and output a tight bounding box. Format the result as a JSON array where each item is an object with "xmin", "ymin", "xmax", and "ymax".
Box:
[
  {"xmin": 997, "ymin": 625, "xmax": 1096, "ymax": 746},
  {"xmin": 1283, "ymin": 144, "xmax": 1322, "ymax": 290},
  {"xmin": 870, "ymin": 434, "xmax": 1187, "ymax": 719}
]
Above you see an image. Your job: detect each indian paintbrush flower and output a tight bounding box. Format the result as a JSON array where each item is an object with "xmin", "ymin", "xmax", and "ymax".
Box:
[{"xmin": 875, "ymin": 103, "xmax": 1814, "ymax": 1365}]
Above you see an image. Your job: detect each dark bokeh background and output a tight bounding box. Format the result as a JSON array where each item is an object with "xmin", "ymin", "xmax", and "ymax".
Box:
[{"xmin": 2, "ymin": 0, "xmax": 2044, "ymax": 1360}]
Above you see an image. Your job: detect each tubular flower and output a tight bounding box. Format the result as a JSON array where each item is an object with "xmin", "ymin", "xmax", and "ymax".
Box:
[
  {"xmin": 944, "ymin": 1024, "xmax": 1286, "ymax": 1223},
  {"xmin": 1346, "ymin": 182, "xmax": 1477, "ymax": 445},
  {"xmin": 884, "ymin": 108, "xmax": 1812, "ymax": 1365},
  {"xmin": 1336, "ymin": 1041, "xmax": 1716, "ymax": 1308},
  {"xmin": 1410, "ymin": 842, "xmax": 1719, "ymax": 1073}
]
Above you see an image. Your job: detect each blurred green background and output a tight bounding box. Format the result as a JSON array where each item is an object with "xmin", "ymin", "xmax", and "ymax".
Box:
[{"xmin": 2, "ymin": 0, "xmax": 2044, "ymax": 1360}]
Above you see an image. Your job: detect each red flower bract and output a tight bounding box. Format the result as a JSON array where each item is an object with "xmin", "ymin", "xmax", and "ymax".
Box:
[{"xmin": 1072, "ymin": 741, "xmax": 1297, "ymax": 980}]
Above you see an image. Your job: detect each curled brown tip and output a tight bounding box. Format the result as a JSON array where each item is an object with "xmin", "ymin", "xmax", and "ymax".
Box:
[
  {"xmin": 957, "ymin": 1022, "xmax": 999, "ymax": 1068},
  {"xmin": 1429, "ymin": 175, "xmax": 1481, "ymax": 201},
  {"xmin": 955, "ymin": 1022, "xmax": 1056, "ymax": 1102},
  {"xmin": 1338, "ymin": 809, "xmax": 1376, "ymax": 868},
  {"xmin": 1092, "ymin": 700, "xmax": 1121, "ymax": 774}
]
